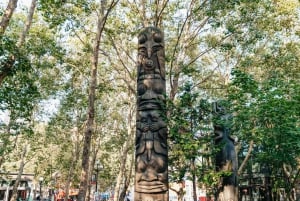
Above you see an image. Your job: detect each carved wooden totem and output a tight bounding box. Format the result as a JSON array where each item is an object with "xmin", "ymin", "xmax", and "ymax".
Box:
[
  {"xmin": 213, "ymin": 102, "xmax": 238, "ymax": 201},
  {"xmin": 135, "ymin": 27, "xmax": 168, "ymax": 201}
]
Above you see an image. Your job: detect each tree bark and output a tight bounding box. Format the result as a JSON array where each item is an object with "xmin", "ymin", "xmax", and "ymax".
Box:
[
  {"xmin": 169, "ymin": 183, "xmax": 184, "ymax": 201},
  {"xmin": 77, "ymin": 1, "xmax": 118, "ymax": 201},
  {"xmin": 283, "ymin": 164, "xmax": 299, "ymax": 201},
  {"xmin": 238, "ymin": 140, "xmax": 254, "ymax": 176},
  {"xmin": 77, "ymin": 9, "xmax": 102, "ymax": 200},
  {"xmin": 10, "ymin": 145, "xmax": 27, "ymax": 201},
  {"xmin": 115, "ymin": 105, "xmax": 134, "ymax": 201},
  {"xmin": 0, "ymin": 0, "xmax": 18, "ymax": 36},
  {"xmin": 17, "ymin": 0, "xmax": 37, "ymax": 47},
  {"xmin": 191, "ymin": 159, "xmax": 197, "ymax": 201},
  {"xmin": 64, "ymin": 159, "xmax": 76, "ymax": 201}
]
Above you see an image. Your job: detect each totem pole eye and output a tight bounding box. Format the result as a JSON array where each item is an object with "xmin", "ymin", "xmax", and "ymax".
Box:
[
  {"xmin": 153, "ymin": 33, "xmax": 162, "ymax": 43},
  {"xmin": 152, "ymin": 45, "xmax": 161, "ymax": 52},
  {"xmin": 141, "ymin": 117, "xmax": 148, "ymax": 123},
  {"xmin": 151, "ymin": 117, "xmax": 158, "ymax": 122},
  {"xmin": 138, "ymin": 34, "xmax": 147, "ymax": 44},
  {"xmin": 139, "ymin": 47, "xmax": 147, "ymax": 55}
]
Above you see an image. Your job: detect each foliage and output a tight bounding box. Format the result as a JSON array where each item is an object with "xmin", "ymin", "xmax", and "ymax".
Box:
[
  {"xmin": 228, "ymin": 35, "xmax": 300, "ymax": 198},
  {"xmin": 168, "ymin": 82, "xmax": 212, "ymax": 183},
  {"xmin": 0, "ymin": 35, "xmax": 39, "ymax": 141},
  {"xmin": 0, "ymin": 36, "xmax": 31, "ymax": 78}
]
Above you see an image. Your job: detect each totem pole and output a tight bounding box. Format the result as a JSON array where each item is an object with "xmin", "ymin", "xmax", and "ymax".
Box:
[
  {"xmin": 135, "ymin": 27, "xmax": 168, "ymax": 201},
  {"xmin": 212, "ymin": 102, "xmax": 238, "ymax": 201}
]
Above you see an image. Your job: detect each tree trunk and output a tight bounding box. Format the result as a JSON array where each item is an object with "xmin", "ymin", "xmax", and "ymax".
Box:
[
  {"xmin": 283, "ymin": 164, "xmax": 299, "ymax": 201},
  {"xmin": 169, "ymin": 183, "xmax": 184, "ymax": 201},
  {"xmin": 238, "ymin": 140, "xmax": 253, "ymax": 176},
  {"xmin": 77, "ymin": 1, "xmax": 117, "ymax": 201},
  {"xmin": 10, "ymin": 145, "xmax": 27, "ymax": 201},
  {"xmin": 141, "ymin": 0, "xmax": 149, "ymax": 27},
  {"xmin": 17, "ymin": 0, "xmax": 37, "ymax": 47},
  {"xmin": 77, "ymin": 13, "xmax": 101, "ymax": 201},
  {"xmin": 178, "ymin": 186, "xmax": 184, "ymax": 201},
  {"xmin": 77, "ymin": 20, "xmax": 100, "ymax": 199},
  {"xmin": 65, "ymin": 121, "xmax": 82, "ymax": 201},
  {"xmin": 64, "ymin": 160, "xmax": 76, "ymax": 201},
  {"xmin": 116, "ymin": 110, "xmax": 134, "ymax": 201},
  {"xmin": 191, "ymin": 159, "xmax": 197, "ymax": 201},
  {"xmin": 170, "ymin": 73, "xmax": 180, "ymax": 101},
  {"xmin": 0, "ymin": 0, "xmax": 18, "ymax": 35},
  {"xmin": 114, "ymin": 172, "xmax": 123, "ymax": 201},
  {"xmin": 118, "ymin": 177, "xmax": 128, "ymax": 201}
]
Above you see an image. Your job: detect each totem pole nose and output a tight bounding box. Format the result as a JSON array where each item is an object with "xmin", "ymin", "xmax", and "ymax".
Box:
[
  {"xmin": 145, "ymin": 60, "xmax": 153, "ymax": 67},
  {"xmin": 147, "ymin": 48, "xmax": 152, "ymax": 59},
  {"xmin": 143, "ymin": 126, "xmax": 149, "ymax": 132}
]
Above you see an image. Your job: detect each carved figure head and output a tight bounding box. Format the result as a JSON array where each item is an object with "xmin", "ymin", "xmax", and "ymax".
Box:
[{"xmin": 138, "ymin": 27, "xmax": 165, "ymax": 79}]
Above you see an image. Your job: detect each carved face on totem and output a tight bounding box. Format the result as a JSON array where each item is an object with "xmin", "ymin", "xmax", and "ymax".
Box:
[
  {"xmin": 138, "ymin": 27, "xmax": 165, "ymax": 80},
  {"xmin": 137, "ymin": 27, "xmax": 166, "ymax": 107},
  {"xmin": 135, "ymin": 109, "xmax": 168, "ymax": 193}
]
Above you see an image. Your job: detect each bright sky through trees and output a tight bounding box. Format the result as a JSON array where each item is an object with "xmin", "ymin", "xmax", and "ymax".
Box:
[{"xmin": 1, "ymin": 0, "xmax": 30, "ymax": 7}]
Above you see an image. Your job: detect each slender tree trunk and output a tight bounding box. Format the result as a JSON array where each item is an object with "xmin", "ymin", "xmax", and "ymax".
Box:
[
  {"xmin": 169, "ymin": 183, "xmax": 184, "ymax": 201},
  {"xmin": 116, "ymin": 108, "xmax": 134, "ymax": 201},
  {"xmin": 191, "ymin": 159, "xmax": 197, "ymax": 201},
  {"xmin": 283, "ymin": 164, "xmax": 299, "ymax": 201},
  {"xmin": 17, "ymin": 0, "xmax": 37, "ymax": 47},
  {"xmin": 78, "ymin": 1, "xmax": 113, "ymax": 201},
  {"xmin": 77, "ymin": 19, "xmax": 100, "ymax": 201},
  {"xmin": 0, "ymin": 0, "xmax": 18, "ymax": 35},
  {"xmin": 114, "ymin": 111, "xmax": 134, "ymax": 201},
  {"xmin": 10, "ymin": 145, "xmax": 27, "ymax": 201},
  {"xmin": 118, "ymin": 177, "xmax": 128, "ymax": 201},
  {"xmin": 170, "ymin": 73, "xmax": 180, "ymax": 101},
  {"xmin": 64, "ymin": 160, "xmax": 76, "ymax": 201},
  {"xmin": 64, "ymin": 115, "xmax": 82, "ymax": 201},
  {"xmin": 114, "ymin": 167, "xmax": 123, "ymax": 201},
  {"xmin": 141, "ymin": 0, "xmax": 149, "ymax": 27},
  {"xmin": 178, "ymin": 186, "xmax": 184, "ymax": 201},
  {"xmin": 238, "ymin": 140, "xmax": 253, "ymax": 175}
]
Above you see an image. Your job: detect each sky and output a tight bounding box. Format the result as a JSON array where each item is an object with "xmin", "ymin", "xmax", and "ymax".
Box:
[{"xmin": 1, "ymin": 0, "xmax": 31, "ymax": 9}]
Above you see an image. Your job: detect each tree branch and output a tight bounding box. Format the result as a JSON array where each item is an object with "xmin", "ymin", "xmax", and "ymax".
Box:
[
  {"xmin": 238, "ymin": 140, "xmax": 254, "ymax": 175},
  {"xmin": 0, "ymin": 0, "xmax": 18, "ymax": 36}
]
